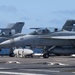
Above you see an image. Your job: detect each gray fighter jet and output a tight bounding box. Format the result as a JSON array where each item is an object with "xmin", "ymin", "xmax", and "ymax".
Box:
[
  {"xmin": 0, "ymin": 22, "xmax": 25, "ymax": 43},
  {"xmin": 1, "ymin": 20, "xmax": 75, "ymax": 58}
]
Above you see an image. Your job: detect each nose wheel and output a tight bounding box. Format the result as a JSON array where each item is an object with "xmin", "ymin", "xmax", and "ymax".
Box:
[{"xmin": 43, "ymin": 52, "xmax": 49, "ymax": 58}]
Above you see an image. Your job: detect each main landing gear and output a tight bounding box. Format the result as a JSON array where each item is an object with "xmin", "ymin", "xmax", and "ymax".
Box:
[
  {"xmin": 43, "ymin": 52, "xmax": 49, "ymax": 58},
  {"xmin": 43, "ymin": 46, "xmax": 56, "ymax": 58}
]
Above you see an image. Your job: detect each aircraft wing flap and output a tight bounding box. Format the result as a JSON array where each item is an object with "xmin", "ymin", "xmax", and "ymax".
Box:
[{"xmin": 39, "ymin": 36, "xmax": 75, "ymax": 40}]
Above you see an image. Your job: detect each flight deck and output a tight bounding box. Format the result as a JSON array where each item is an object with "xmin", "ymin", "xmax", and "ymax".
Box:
[{"xmin": 0, "ymin": 56, "xmax": 75, "ymax": 75}]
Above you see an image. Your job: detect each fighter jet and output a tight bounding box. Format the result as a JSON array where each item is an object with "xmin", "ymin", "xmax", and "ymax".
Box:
[
  {"xmin": 1, "ymin": 28, "xmax": 75, "ymax": 57},
  {"xmin": 0, "ymin": 22, "xmax": 25, "ymax": 44},
  {"xmin": 1, "ymin": 20, "xmax": 75, "ymax": 58}
]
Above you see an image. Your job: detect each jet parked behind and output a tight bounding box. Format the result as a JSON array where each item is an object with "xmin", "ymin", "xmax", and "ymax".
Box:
[{"xmin": 0, "ymin": 22, "xmax": 25, "ymax": 43}]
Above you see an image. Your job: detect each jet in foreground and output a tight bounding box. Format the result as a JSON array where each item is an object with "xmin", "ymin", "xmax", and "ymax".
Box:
[
  {"xmin": 1, "ymin": 28, "xmax": 75, "ymax": 57},
  {"xmin": 1, "ymin": 20, "xmax": 75, "ymax": 58}
]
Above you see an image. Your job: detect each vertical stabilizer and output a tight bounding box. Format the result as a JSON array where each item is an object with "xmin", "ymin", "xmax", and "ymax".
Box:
[
  {"xmin": 7, "ymin": 22, "xmax": 24, "ymax": 33},
  {"xmin": 62, "ymin": 20, "xmax": 75, "ymax": 31},
  {"xmin": 0, "ymin": 22, "xmax": 24, "ymax": 35}
]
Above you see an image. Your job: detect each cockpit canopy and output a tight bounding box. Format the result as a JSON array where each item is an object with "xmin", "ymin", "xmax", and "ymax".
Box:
[{"xmin": 29, "ymin": 27, "xmax": 60, "ymax": 35}]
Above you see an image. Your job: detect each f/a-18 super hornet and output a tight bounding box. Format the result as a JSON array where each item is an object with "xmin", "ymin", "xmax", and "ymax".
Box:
[
  {"xmin": 0, "ymin": 22, "xmax": 25, "ymax": 43},
  {"xmin": 1, "ymin": 20, "xmax": 75, "ymax": 58}
]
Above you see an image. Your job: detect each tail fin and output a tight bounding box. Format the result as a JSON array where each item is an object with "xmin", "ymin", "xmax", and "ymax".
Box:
[
  {"xmin": 0, "ymin": 22, "xmax": 24, "ymax": 35},
  {"xmin": 7, "ymin": 22, "xmax": 24, "ymax": 33},
  {"xmin": 62, "ymin": 20, "xmax": 75, "ymax": 31}
]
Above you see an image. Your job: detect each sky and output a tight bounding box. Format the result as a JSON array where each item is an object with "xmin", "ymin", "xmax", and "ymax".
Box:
[{"xmin": 0, "ymin": 0, "xmax": 75, "ymax": 33}]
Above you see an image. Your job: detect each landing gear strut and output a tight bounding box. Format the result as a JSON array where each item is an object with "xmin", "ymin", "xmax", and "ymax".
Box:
[{"xmin": 43, "ymin": 46, "xmax": 56, "ymax": 58}]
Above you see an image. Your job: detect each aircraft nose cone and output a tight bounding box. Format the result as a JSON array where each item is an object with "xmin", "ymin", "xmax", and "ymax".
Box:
[{"xmin": 0, "ymin": 40, "xmax": 11, "ymax": 47}]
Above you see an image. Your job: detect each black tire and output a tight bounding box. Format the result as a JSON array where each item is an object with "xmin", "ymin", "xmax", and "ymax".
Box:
[
  {"xmin": 43, "ymin": 53, "xmax": 49, "ymax": 58},
  {"xmin": 9, "ymin": 53, "xmax": 14, "ymax": 57}
]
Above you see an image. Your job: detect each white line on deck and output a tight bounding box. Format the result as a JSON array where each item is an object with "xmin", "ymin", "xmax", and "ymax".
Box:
[
  {"xmin": 22, "ymin": 69, "xmax": 60, "ymax": 73},
  {"xmin": 0, "ymin": 71, "xmax": 46, "ymax": 75}
]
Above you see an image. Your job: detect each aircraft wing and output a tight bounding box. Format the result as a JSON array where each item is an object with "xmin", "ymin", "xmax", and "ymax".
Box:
[{"xmin": 39, "ymin": 36, "xmax": 75, "ymax": 40}]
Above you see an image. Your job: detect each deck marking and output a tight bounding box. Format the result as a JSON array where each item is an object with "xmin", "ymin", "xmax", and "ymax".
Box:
[
  {"xmin": 21, "ymin": 69, "xmax": 60, "ymax": 73},
  {"xmin": 0, "ymin": 71, "xmax": 46, "ymax": 75}
]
